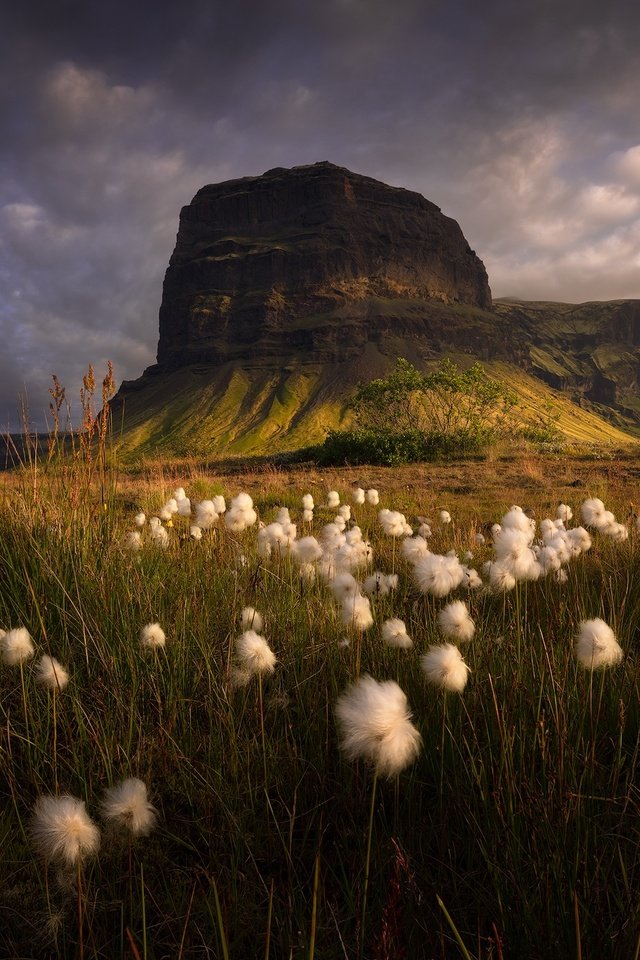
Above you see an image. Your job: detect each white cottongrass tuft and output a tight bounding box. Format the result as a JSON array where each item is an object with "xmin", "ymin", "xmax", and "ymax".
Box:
[
  {"xmin": 363, "ymin": 571, "xmax": 398, "ymax": 596},
  {"xmin": 338, "ymin": 504, "xmax": 351, "ymax": 521},
  {"xmin": 31, "ymin": 795, "xmax": 100, "ymax": 866},
  {"xmin": 195, "ymin": 500, "xmax": 219, "ymax": 530},
  {"xmin": 241, "ymin": 606, "xmax": 264, "ymax": 633},
  {"xmin": 382, "ymin": 618, "xmax": 413, "ymax": 649},
  {"xmin": 341, "ymin": 593, "xmax": 374, "ymax": 631},
  {"xmin": 101, "ymin": 778, "xmax": 157, "ymax": 837},
  {"xmin": 352, "ymin": 487, "xmax": 365, "ymax": 505},
  {"xmin": 134, "ymin": 512, "xmax": 146, "ymax": 528},
  {"xmin": 293, "ymin": 536, "xmax": 323, "ymax": 565},
  {"xmin": 379, "ymin": 508, "xmax": 411, "ymax": 537},
  {"xmin": 1, "ymin": 627, "xmax": 35, "ymax": 666},
  {"xmin": 366, "ymin": 488, "xmax": 379, "ymax": 505},
  {"xmin": 141, "ymin": 623, "xmax": 166, "ymax": 650},
  {"xmin": 422, "ymin": 643, "xmax": 470, "ymax": 693},
  {"xmin": 190, "ymin": 524, "xmax": 203, "ymax": 540},
  {"xmin": 557, "ymin": 503, "xmax": 573, "ymax": 522},
  {"xmin": 124, "ymin": 531, "xmax": 142, "ymax": 551},
  {"xmin": 327, "ymin": 491, "xmax": 340, "ymax": 508},
  {"xmin": 335, "ymin": 675, "xmax": 422, "ymax": 778},
  {"xmin": 401, "ymin": 535, "xmax": 430, "ymax": 562},
  {"xmin": 36, "ymin": 655, "xmax": 70, "ymax": 692},
  {"xmin": 575, "ymin": 619, "xmax": 623, "ymax": 670},
  {"xmin": 302, "ymin": 493, "xmax": 314, "ymax": 511},
  {"xmin": 225, "ymin": 492, "xmax": 257, "ymax": 532},
  {"xmin": 437, "ymin": 601, "xmax": 475, "ymax": 643},
  {"xmin": 412, "ymin": 552, "xmax": 465, "ymax": 597},
  {"xmin": 439, "ymin": 510, "xmax": 451, "ymax": 524},
  {"xmin": 235, "ymin": 629, "xmax": 276, "ymax": 678}
]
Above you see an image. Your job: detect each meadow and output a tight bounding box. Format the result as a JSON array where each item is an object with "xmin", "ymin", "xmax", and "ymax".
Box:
[{"xmin": 2, "ymin": 446, "xmax": 640, "ymax": 959}]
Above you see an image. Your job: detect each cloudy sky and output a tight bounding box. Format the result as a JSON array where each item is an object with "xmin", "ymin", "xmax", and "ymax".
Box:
[{"xmin": 2, "ymin": 0, "xmax": 640, "ymax": 429}]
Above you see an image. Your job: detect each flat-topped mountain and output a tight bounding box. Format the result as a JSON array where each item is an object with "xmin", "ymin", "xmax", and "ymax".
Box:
[
  {"xmin": 113, "ymin": 163, "xmax": 639, "ymax": 455},
  {"xmin": 155, "ymin": 161, "xmax": 492, "ymax": 371}
]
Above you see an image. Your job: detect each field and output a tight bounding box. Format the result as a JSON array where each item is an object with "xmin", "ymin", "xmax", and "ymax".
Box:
[{"xmin": 2, "ymin": 446, "xmax": 640, "ymax": 959}]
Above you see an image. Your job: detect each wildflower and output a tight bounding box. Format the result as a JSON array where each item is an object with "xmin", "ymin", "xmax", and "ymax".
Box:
[
  {"xmin": 338, "ymin": 504, "xmax": 351, "ymax": 521},
  {"xmin": 581, "ymin": 498, "xmax": 606, "ymax": 529},
  {"xmin": 379, "ymin": 509, "xmax": 410, "ymax": 537},
  {"xmin": 412, "ymin": 553, "xmax": 465, "ymax": 597},
  {"xmin": 439, "ymin": 510, "xmax": 451, "ymax": 524},
  {"xmin": 140, "ymin": 623, "xmax": 166, "ymax": 650},
  {"xmin": 1, "ymin": 627, "xmax": 35, "ymax": 666},
  {"xmin": 401, "ymin": 535, "xmax": 430, "ymax": 562},
  {"xmin": 488, "ymin": 561, "xmax": 516, "ymax": 592},
  {"xmin": 124, "ymin": 530, "xmax": 142, "ymax": 551},
  {"xmin": 36, "ymin": 655, "xmax": 70, "ymax": 692},
  {"xmin": 382, "ymin": 618, "xmax": 412, "ymax": 649},
  {"xmin": 235, "ymin": 629, "xmax": 276, "ymax": 677},
  {"xmin": 363, "ymin": 571, "xmax": 398, "ymax": 596},
  {"xmin": 101, "ymin": 778, "xmax": 157, "ymax": 837},
  {"xmin": 366, "ymin": 489, "xmax": 379, "ymax": 505},
  {"xmin": 302, "ymin": 493, "xmax": 314, "ymax": 511},
  {"xmin": 293, "ymin": 536, "xmax": 323, "ymax": 564},
  {"xmin": 302, "ymin": 509, "xmax": 314, "ymax": 523},
  {"xmin": 418, "ymin": 521, "xmax": 432, "ymax": 538},
  {"xmin": 212, "ymin": 495, "xmax": 226, "ymax": 514},
  {"xmin": 176, "ymin": 497, "xmax": 191, "ymax": 517},
  {"xmin": 438, "ymin": 601, "xmax": 475, "ymax": 642},
  {"xmin": 241, "ymin": 606, "xmax": 264, "ymax": 632},
  {"xmin": 422, "ymin": 643, "xmax": 470, "ymax": 692},
  {"xmin": 173, "ymin": 487, "xmax": 186, "ymax": 501},
  {"xmin": 190, "ymin": 524, "xmax": 203, "ymax": 540},
  {"xmin": 327, "ymin": 491, "xmax": 340, "ymax": 508},
  {"xmin": 195, "ymin": 500, "xmax": 219, "ymax": 530},
  {"xmin": 31, "ymin": 795, "xmax": 100, "ymax": 866},
  {"xmin": 341, "ymin": 593, "xmax": 374, "ymax": 630},
  {"xmin": 475, "ymin": 532, "xmax": 485, "ymax": 545},
  {"xmin": 134, "ymin": 512, "xmax": 146, "ymax": 528},
  {"xmin": 575, "ymin": 619, "xmax": 623, "ymax": 669},
  {"xmin": 557, "ymin": 503, "xmax": 573, "ymax": 522},
  {"xmin": 225, "ymin": 493, "xmax": 257, "ymax": 532},
  {"xmin": 335, "ymin": 675, "xmax": 422, "ymax": 777},
  {"xmin": 330, "ymin": 572, "xmax": 359, "ymax": 603},
  {"xmin": 463, "ymin": 566, "xmax": 483, "ymax": 590},
  {"xmin": 352, "ymin": 487, "xmax": 365, "ymax": 505}
]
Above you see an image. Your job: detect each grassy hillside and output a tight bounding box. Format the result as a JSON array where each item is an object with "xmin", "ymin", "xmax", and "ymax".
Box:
[{"xmin": 113, "ymin": 353, "xmax": 635, "ymax": 460}]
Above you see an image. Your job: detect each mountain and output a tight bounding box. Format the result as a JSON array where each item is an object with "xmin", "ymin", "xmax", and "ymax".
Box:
[{"xmin": 112, "ymin": 162, "xmax": 638, "ymax": 455}]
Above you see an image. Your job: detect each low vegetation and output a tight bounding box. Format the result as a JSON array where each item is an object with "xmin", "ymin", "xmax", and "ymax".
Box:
[
  {"xmin": 316, "ymin": 359, "xmax": 562, "ymax": 465},
  {"xmin": 2, "ymin": 427, "xmax": 640, "ymax": 958}
]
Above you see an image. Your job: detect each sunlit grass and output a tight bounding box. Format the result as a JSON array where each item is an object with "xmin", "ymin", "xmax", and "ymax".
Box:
[{"xmin": 2, "ymin": 452, "xmax": 640, "ymax": 958}]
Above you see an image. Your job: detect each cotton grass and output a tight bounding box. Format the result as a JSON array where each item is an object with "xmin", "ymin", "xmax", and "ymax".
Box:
[
  {"xmin": 101, "ymin": 778, "xmax": 157, "ymax": 837},
  {"xmin": 31, "ymin": 795, "xmax": 100, "ymax": 867},
  {"xmin": 422, "ymin": 643, "xmax": 470, "ymax": 693},
  {"xmin": 36, "ymin": 655, "xmax": 70, "ymax": 691},
  {"xmin": 575, "ymin": 619, "xmax": 623, "ymax": 670},
  {"xmin": 335, "ymin": 675, "xmax": 422, "ymax": 778},
  {"xmin": 1, "ymin": 627, "xmax": 35, "ymax": 666}
]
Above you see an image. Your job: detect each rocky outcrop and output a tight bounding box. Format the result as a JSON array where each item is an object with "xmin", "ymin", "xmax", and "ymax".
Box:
[{"xmin": 154, "ymin": 161, "xmax": 492, "ymax": 371}]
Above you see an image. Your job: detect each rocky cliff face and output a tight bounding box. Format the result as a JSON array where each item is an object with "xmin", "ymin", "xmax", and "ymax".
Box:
[
  {"xmin": 155, "ymin": 161, "xmax": 492, "ymax": 370},
  {"xmin": 113, "ymin": 162, "xmax": 640, "ymax": 455}
]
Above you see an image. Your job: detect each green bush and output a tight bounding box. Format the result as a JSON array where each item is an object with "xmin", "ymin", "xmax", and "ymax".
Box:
[{"xmin": 316, "ymin": 427, "xmax": 489, "ymax": 465}]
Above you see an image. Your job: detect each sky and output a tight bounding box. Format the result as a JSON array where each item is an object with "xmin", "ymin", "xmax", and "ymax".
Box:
[{"xmin": 2, "ymin": 0, "xmax": 640, "ymax": 430}]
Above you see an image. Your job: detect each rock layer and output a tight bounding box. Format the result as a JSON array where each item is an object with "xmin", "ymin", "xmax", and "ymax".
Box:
[{"xmin": 156, "ymin": 161, "xmax": 492, "ymax": 370}]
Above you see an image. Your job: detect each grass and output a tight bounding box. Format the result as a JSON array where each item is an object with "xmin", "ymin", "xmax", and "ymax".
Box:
[{"xmin": 2, "ymin": 449, "xmax": 640, "ymax": 958}]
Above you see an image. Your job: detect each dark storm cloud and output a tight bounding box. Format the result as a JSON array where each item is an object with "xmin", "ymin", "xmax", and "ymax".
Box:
[{"xmin": 2, "ymin": 0, "xmax": 640, "ymax": 428}]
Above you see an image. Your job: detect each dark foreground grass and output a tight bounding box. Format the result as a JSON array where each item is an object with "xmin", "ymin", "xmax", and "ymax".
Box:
[{"xmin": 1, "ymin": 453, "xmax": 640, "ymax": 959}]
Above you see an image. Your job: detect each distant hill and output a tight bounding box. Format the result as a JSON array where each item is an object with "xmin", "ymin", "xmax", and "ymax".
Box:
[{"xmin": 111, "ymin": 162, "xmax": 638, "ymax": 456}]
